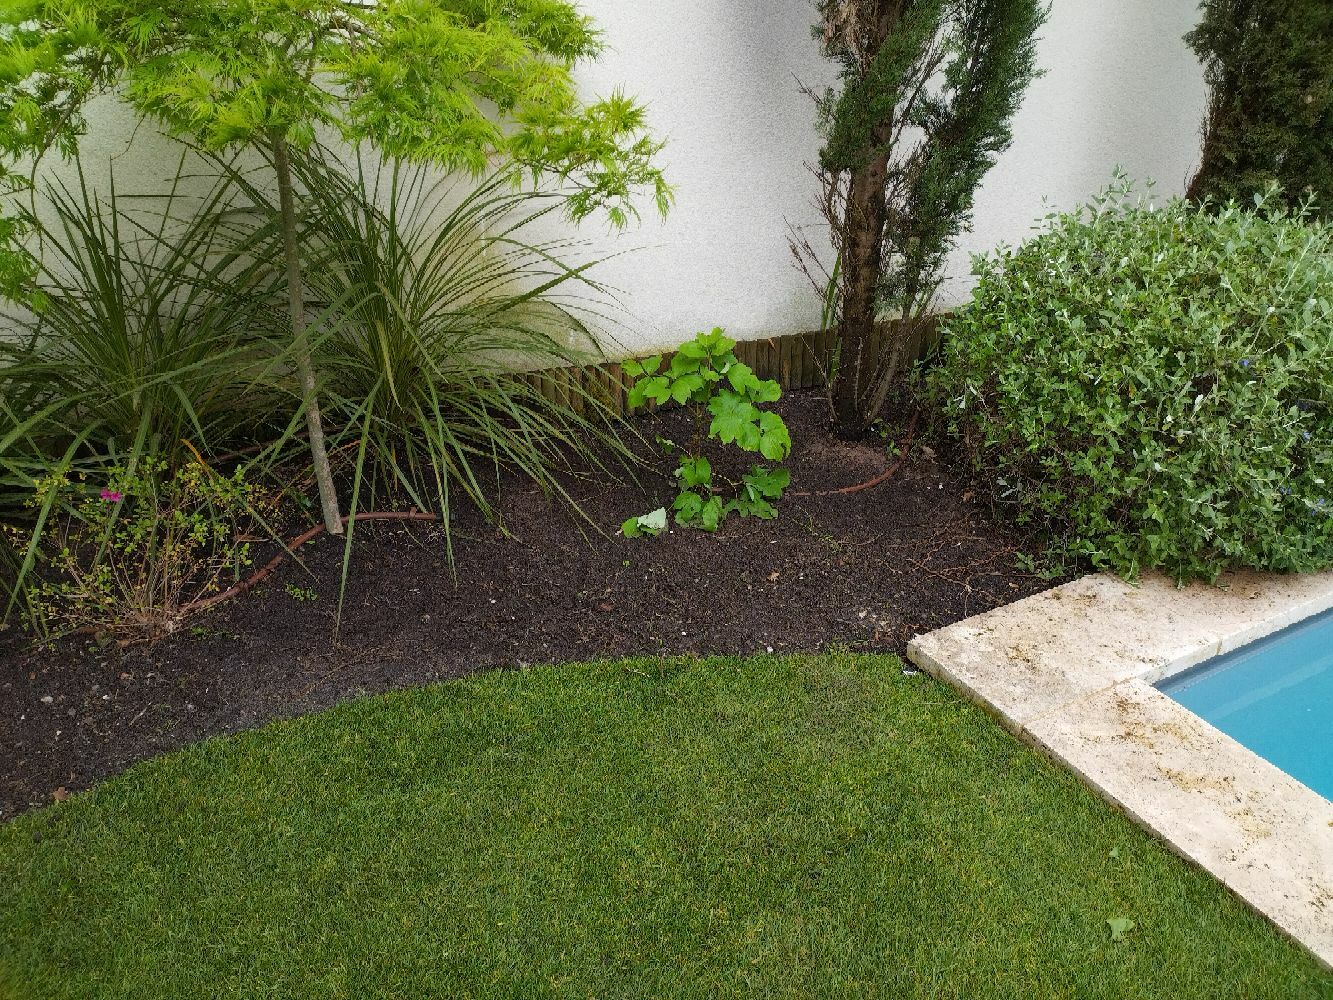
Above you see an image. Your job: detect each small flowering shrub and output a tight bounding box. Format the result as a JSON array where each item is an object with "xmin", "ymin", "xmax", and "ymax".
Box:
[
  {"xmin": 621, "ymin": 328, "xmax": 791, "ymax": 536},
  {"xmin": 15, "ymin": 461, "xmax": 273, "ymax": 643},
  {"xmin": 930, "ymin": 181, "xmax": 1333, "ymax": 581}
]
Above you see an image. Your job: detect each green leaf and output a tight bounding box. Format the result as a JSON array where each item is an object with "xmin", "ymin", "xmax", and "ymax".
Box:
[
  {"xmin": 642, "ymin": 375, "xmax": 672, "ymax": 404},
  {"xmin": 698, "ymin": 495, "xmax": 723, "ymax": 531},
  {"xmin": 670, "ymin": 372, "xmax": 705, "ymax": 405},
  {"xmin": 640, "ymin": 508, "xmax": 668, "ymax": 533},
  {"xmin": 708, "ymin": 390, "xmax": 760, "ymax": 448},
  {"xmin": 669, "ymin": 350, "xmax": 702, "ymax": 377},
  {"xmin": 1106, "ymin": 917, "xmax": 1135, "ymax": 942},
  {"xmin": 672, "ymin": 491, "xmax": 702, "ymax": 525},
  {"xmin": 758, "ymin": 411, "xmax": 791, "ymax": 461},
  {"xmin": 675, "ymin": 455, "xmax": 712, "ymax": 489},
  {"xmin": 726, "ymin": 362, "xmax": 760, "ymax": 394},
  {"xmin": 673, "ymin": 490, "xmax": 724, "ymax": 532},
  {"xmin": 737, "ymin": 421, "xmax": 763, "ymax": 452},
  {"xmin": 698, "ymin": 327, "xmax": 736, "ymax": 357},
  {"xmin": 623, "ymin": 507, "xmax": 668, "ymax": 538},
  {"xmin": 728, "ymin": 494, "xmax": 778, "ymax": 519},
  {"xmin": 742, "ymin": 465, "xmax": 790, "ymax": 500},
  {"xmin": 750, "ymin": 378, "xmax": 782, "ymax": 404}
]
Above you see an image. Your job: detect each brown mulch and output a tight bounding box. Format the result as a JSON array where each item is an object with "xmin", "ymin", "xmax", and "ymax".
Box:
[{"xmin": 0, "ymin": 390, "xmax": 1061, "ymax": 820}]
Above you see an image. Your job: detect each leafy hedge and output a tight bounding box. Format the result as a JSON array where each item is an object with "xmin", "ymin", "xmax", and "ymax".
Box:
[{"xmin": 930, "ymin": 182, "xmax": 1333, "ymax": 581}]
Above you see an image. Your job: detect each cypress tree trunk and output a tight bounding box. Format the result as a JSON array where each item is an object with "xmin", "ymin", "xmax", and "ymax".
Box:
[
  {"xmin": 271, "ymin": 132, "xmax": 344, "ymax": 535},
  {"xmin": 832, "ymin": 147, "xmax": 891, "ymax": 440},
  {"xmin": 828, "ymin": 2, "xmax": 899, "ymax": 441}
]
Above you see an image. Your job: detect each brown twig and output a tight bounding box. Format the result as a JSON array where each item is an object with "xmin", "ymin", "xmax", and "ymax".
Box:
[{"xmin": 183, "ymin": 510, "xmax": 439, "ymax": 614}]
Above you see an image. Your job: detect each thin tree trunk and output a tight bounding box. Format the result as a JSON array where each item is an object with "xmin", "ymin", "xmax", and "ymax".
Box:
[
  {"xmin": 271, "ymin": 132, "xmax": 343, "ymax": 535},
  {"xmin": 828, "ymin": 0, "xmax": 901, "ymax": 440},
  {"xmin": 831, "ymin": 151, "xmax": 891, "ymax": 440}
]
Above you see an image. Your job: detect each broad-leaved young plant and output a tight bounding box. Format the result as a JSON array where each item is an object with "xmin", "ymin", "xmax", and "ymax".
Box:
[{"xmin": 621, "ymin": 329, "xmax": 791, "ymax": 537}]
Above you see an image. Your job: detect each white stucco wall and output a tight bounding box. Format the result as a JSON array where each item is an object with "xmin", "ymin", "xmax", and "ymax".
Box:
[
  {"xmin": 24, "ymin": 0, "xmax": 1208, "ymax": 355},
  {"xmin": 566, "ymin": 0, "xmax": 1207, "ymax": 350}
]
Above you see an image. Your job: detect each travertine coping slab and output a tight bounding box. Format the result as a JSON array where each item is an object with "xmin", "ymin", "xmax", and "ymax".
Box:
[{"xmin": 907, "ymin": 571, "xmax": 1333, "ymax": 970}]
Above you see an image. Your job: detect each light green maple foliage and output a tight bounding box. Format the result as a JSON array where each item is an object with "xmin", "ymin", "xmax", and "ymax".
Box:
[
  {"xmin": 0, "ymin": 0, "xmax": 670, "ymax": 531},
  {"xmin": 1, "ymin": 0, "xmax": 669, "ymax": 219}
]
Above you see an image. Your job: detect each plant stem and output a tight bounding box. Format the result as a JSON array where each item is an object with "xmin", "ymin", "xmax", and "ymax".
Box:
[{"xmin": 271, "ymin": 131, "xmax": 343, "ymax": 535}]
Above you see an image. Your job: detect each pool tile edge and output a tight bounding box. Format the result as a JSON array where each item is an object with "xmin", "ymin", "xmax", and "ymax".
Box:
[{"xmin": 907, "ymin": 571, "xmax": 1333, "ymax": 971}]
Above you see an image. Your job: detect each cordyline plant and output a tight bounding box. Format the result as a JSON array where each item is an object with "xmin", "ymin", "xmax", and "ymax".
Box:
[
  {"xmin": 0, "ymin": 0, "xmax": 670, "ymax": 534},
  {"xmin": 802, "ymin": 0, "xmax": 1045, "ymax": 439}
]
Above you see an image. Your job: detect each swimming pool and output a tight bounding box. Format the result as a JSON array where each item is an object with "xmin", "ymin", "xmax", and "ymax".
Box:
[
  {"xmin": 1158, "ymin": 607, "xmax": 1333, "ymax": 802},
  {"xmin": 909, "ymin": 571, "xmax": 1333, "ymax": 967}
]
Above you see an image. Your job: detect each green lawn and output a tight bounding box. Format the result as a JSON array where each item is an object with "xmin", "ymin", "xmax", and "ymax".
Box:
[{"xmin": 2, "ymin": 654, "xmax": 1329, "ymax": 999}]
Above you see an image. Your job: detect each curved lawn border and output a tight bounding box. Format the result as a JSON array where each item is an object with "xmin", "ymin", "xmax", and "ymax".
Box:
[{"xmin": 3, "ymin": 654, "xmax": 1329, "ymax": 998}]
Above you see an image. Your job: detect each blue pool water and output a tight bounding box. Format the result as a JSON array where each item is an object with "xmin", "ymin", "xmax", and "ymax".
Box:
[{"xmin": 1158, "ymin": 608, "xmax": 1333, "ymax": 802}]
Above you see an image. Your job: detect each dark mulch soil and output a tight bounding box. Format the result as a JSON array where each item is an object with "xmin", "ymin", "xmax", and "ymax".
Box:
[{"xmin": 0, "ymin": 391, "xmax": 1061, "ymax": 819}]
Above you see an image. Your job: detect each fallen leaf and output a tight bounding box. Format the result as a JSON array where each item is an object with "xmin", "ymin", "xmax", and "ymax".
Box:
[
  {"xmin": 767, "ymin": 572, "xmax": 780, "ymax": 582},
  {"xmin": 51, "ymin": 787, "xmax": 69, "ymax": 802},
  {"xmin": 597, "ymin": 602, "xmax": 614, "ymax": 612},
  {"xmin": 962, "ymin": 490, "xmax": 975, "ymax": 502},
  {"xmin": 1106, "ymin": 917, "xmax": 1135, "ymax": 942}
]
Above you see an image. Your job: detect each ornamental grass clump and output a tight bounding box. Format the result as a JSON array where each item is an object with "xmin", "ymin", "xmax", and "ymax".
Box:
[{"xmin": 930, "ymin": 179, "xmax": 1333, "ymax": 581}]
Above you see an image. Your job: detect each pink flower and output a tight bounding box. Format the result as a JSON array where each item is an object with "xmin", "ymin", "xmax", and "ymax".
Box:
[{"xmin": 100, "ymin": 489, "xmax": 123, "ymax": 502}]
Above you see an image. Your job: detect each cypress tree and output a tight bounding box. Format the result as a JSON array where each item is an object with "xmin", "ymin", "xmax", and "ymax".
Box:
[
  {"xmin": 811, "ymin": 0, "xmax": 1046, "ymax": 440},
  {"xmin": 1186, "ymin": 0, "xmax": 1333, "ymax": 212}
]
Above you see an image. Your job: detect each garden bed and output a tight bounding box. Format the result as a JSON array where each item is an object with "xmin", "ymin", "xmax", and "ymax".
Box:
[{"xmin": 0, "ymin": 391, "xmax": 1055, "ymax": 818}]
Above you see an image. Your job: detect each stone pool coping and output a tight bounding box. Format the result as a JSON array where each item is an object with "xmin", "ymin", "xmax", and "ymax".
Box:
[{"xmin": 906, "ymin": 571, "xmax": 1333, "ymax": 970}]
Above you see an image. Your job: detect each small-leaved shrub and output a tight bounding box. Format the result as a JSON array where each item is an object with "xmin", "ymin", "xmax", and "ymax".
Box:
[
  {"xmin": 622, "ymin": 328, "xmax": 791, "ymax": 536},
  {"xmin": 930, "ymin": 181, "xmax": 1333, "ymax": 581},
  {"xmin": 15, "ymin": 461, "xmax": 274, "ymax": 642}
]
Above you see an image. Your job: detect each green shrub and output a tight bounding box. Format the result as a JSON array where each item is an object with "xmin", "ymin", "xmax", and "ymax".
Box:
[
  {"xmin": 0, "ymin": 160, "xmax": 281, "ymax": 462},
  {"xmin": 0, "ymin": 158, "xmax": 281, "ymax": 625},
  {"xmin": 929, "ymin": 180, "xmax": 1333, "ymax": 581},
  {"xmin": 11, "ymin": 459, "xmax": 274, "ymax": 643}
]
